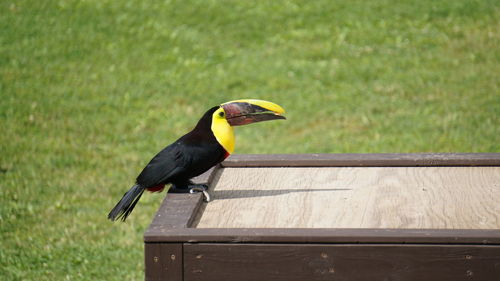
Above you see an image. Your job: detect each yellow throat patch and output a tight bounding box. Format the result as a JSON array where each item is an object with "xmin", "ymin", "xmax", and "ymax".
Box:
[{"xmin": 211, "ymin": 107, "xmax": 235, "ymax": 154}]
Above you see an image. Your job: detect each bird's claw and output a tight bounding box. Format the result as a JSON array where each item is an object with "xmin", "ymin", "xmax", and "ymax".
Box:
[{"xmin": 189, "ymin": 185, "xmax": 211, "ymax": 202}]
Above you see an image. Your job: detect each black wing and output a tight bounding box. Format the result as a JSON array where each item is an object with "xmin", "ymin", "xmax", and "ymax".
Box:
[{"xmin": 135, "ymin": 141, "xmax": 188, "ymax": 188}]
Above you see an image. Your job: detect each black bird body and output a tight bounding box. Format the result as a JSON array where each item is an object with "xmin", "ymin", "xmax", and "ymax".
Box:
[
  {"xmin": 136, "ymin": 106, "xmax": 226, "ymax": 189},
  {"xmin": 108, "ymin": 100, "xmax": 285, "ymax": 221}
]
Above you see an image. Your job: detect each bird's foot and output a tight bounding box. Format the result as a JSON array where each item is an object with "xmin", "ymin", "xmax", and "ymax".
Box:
[
  {"xmin": 170, "ymin": 183, "xmax": 211, "ymax": 202},
  {"xmin": 188, "ymin": 184, "xmax": 211, "ymax": 202}
]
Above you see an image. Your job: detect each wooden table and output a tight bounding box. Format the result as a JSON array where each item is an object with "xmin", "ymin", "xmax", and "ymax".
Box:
[{"xmin": 144, "ymin": 153, "xmax": 500, "ymax": 281}]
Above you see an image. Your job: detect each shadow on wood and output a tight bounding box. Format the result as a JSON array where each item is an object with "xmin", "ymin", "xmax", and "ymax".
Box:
[{"xmin": 211, "ymin": 188, "xmax": 352, "ymax": 200}]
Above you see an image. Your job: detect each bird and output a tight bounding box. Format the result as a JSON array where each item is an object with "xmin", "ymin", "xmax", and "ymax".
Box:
[{"xmin": 108, "ymin": 99, "xmax": 286, "ymax": 221}]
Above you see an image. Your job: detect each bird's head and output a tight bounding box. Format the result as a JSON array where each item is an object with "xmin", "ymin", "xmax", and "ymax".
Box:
[{"xmin": 209, "ymin": 99, "xmax": 286, "ymax": 154}]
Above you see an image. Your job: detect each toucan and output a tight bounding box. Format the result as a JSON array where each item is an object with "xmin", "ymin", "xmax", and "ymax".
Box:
[{"xmin": 108, "ymin": 99, "xmax": 286, "ymax": 221}]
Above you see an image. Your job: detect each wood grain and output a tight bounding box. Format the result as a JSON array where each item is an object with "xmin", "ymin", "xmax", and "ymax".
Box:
[
  {"xmin": 196, "ymin": 167, "xmax": 500, "ymax": 229},
  {"xmin": 223, "ymin": 153, "xmax": 500, "ymax": 167},
  {"xmin": 148, "ymin": 193, "xmax": 203, "ymax": 230},
  {"xmin": 144, "ymin": 227, "xmax": 500, "ymax": 244},
  {"xmin": 183, "ymin": 243, "xmax": 500, "ymax": 281}
]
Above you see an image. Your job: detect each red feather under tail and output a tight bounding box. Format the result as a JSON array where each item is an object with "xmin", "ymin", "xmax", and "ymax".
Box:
[{"xmin": 146, "ymin": 184, "xmax": 165, "ymax": 193}]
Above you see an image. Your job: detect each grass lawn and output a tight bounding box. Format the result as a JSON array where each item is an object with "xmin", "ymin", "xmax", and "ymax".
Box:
[{"xmin": 1, "ymin": 0, "xmax": 499, "ymax": 280}]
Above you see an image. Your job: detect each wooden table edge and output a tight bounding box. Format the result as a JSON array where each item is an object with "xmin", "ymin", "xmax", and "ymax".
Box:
[{"xmin": 144, "ymin": 153, "xmax": 500, "ymax": 244}]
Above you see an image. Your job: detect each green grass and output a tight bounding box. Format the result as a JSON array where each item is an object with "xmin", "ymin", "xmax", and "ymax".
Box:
[{"xmin": 1, "ymin": 0, "xmax": 499, "ymax": 280}]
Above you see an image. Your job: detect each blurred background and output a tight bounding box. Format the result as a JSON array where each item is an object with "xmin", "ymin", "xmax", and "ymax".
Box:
[{"xmin": 1, "ymin": 0, "xmax": 498, "ymax": 280}]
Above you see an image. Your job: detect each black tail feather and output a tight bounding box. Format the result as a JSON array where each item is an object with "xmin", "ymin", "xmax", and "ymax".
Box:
[{"xmin": 108, "ymin": 184, "xmax": 145, "ymax": 222}]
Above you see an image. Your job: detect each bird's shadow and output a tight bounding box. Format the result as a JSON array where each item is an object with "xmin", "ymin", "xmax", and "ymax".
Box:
[
  {"xmin": 194, "ymin": 169, "xmax": 352, "ymax": 201},
  {"xmin": 209, "ymin": 188, "xmax": 351, "ymax": 201},
  {"xmin": 191, "ymin": 187, "xmax": 351, "ymax": 227}
]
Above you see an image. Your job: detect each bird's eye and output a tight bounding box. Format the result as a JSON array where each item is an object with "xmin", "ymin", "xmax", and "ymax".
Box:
[{"xmin": 219, "ymin": 111, "xmax": 225, "ymax": 117}]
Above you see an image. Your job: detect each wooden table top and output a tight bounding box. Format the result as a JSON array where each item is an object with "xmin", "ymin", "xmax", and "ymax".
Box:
[{"xmin": 196, "ymin": 166, "xmax": 500, "ymax": 229}]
